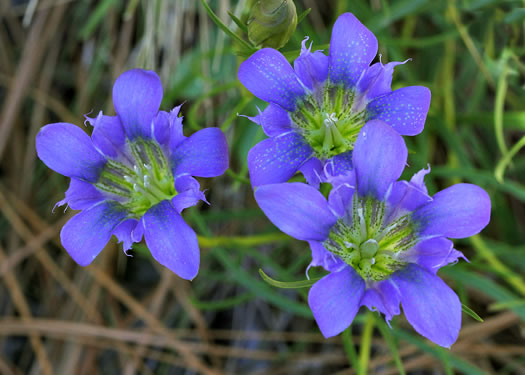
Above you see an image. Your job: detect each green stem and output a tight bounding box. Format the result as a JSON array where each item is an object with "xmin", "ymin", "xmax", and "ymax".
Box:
[
  {"xmin": 201, "ymin": 0, "xmax": 255, "ymax": 53},
  {"xmin": 470, "ymin": 235, "xmax": 525, "ymax": 297},
  {"xmin": 358, "ymin": 312, "xmax": 375, "ymax": 375},
  {"xmin": 342, "ymin": 327, "xmax": 360, "ymax": 372},
  {"xmin": 197, "ymin": 233, "xmax": 289, "ymax": 248},
  {"xmin": 494, "ymin": 55, "xmax": 510, "ymax": 157},
  {"xmin": 495, "ymin": 133, "xmax": 525, "ymax": 183}
]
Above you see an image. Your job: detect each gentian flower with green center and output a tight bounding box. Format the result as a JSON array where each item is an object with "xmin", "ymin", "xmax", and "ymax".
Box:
[
  {"xmin": 238, "ymin": 12, "xmax": 430, "ymax": 186},
  {"xmin": 36, "ymin": 69, "xmax": 229, "ymax": 280},
  {"xmin": 254, "ymin": 120, "xmax": 490, "ymax": 347}
]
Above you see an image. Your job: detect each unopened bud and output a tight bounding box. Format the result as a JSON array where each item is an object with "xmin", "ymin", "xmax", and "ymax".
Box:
[{"xmin": 247, "ymin": 0, "xmax": 297, "ymax": 49}]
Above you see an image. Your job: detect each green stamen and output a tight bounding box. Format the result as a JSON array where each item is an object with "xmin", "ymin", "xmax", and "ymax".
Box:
[
  {"xmin": 95, "ymin": 139, "xmax": 177, "ymax": 217},
  {"xmin": 291, "ymin": 82, "xmax": 367, "ymax": 159}
]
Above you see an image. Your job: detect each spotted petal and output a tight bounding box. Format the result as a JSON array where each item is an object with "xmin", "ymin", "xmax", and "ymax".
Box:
[
  {"xmin": 329, "ymin": 13, "xmax": 378, "ymax": 88},
  {"xmin": 248, "ymin": 132, "xmax": 312, "ymax": 187},
  {"xmin": 367, "ymin": 86, "xmax": 431, "ymax": 136},
  {"xmin": 246, "ymin": 104, "xmax": 292, "ymax": 137},
  {"xmin": 238, "ymin": 48, "xmax": 306, "ymax": 112}
]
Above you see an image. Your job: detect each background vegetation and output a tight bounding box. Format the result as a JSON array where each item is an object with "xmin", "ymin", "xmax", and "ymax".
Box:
[{"xmin": 0, "ymin": 0, "xmax": 524, "ymax": 373}]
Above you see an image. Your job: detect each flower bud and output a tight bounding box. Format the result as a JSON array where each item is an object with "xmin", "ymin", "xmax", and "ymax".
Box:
[{"xmin": 247, "ymin": 0, "xmax": 297, "ymax": 49}]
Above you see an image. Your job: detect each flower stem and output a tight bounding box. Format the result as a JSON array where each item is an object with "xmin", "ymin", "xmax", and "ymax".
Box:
[
  {"xmin": 200, "ymin": 0, "xmax": 255, "ymax": 53},
  {"xmin": 197, "ymin": 233, "xmax": 289, "ymax": 248},
  {"xmin": 358, "ymin": 312, "xmax": 375, "ymax": 375}
]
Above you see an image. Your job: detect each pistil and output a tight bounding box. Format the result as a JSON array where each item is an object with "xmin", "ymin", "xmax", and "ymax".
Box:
[{"xmin": 323, "ymin": 195, "xmax": 416, "ymax": 281}]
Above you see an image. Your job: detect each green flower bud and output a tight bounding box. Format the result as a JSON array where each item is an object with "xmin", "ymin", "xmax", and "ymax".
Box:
[{"xmin": 247, "ymin": 0, "xmax": 297, "ymax": 49}]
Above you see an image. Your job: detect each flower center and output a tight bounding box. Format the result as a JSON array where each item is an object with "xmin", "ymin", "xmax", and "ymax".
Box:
[
  {"xmin": 95, "ymin": 139, "xmax": 177, "ymax": 217},
  {"xmin": 323, "ymin": 194, "xmax": 418, "ymax": 281},
  {"xmin": 290, "ymin": 83, "xmax": 367, "ymax": 159}
]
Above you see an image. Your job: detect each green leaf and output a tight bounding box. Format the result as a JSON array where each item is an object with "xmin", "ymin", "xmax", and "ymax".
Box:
[
  {"xmin": 79, "ymin": 0, "xmax": 118, "ymax": 40},
  {"xmin": 297, "ymin": 8, "xmax": 312, "ymax": 24},
  {"xmin": 227, "ymin": 11, "xmax": 248, "ymax": 34},
  {"xmin": 259, "ymin": 269, "xmax": 320, "ymax": 289},
  {"xmin": 462, "ymin": 304, "xmax": 484, "ymax": 322}
]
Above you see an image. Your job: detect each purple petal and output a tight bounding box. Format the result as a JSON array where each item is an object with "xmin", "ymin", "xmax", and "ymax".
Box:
[
  {"xmin": 60, "ymin": 202, "xmax": 128, "ymax": 266},
  {"xmin": 87, "ymin": 112, "xmax": 126, "ymax": 158},
  {"xmin": 413, "ymin": 183, "xmax": 491, "ymax": 238},
  {"xmin": 153, "ymin": 105, "xmax": 185, "ymax": 148},
  {"xmin": 409, "ymin": 165, "xmax": 431, "ymax": 194},
  {"xmin": 362, "ymin": 280, "xmax": 402, "ymax": 324},
  {"xmin": 254, "ymin": 182, "xmax": 337, "ymax": 241},
  {"xmin": 293, "ymin": 37, "xmax": 329, "ymax": 89},
  {"xmin": 330, "ymin": 151, "xmax": 353, "ymax": 176},
  {"xmin": 308, "ymin": 267, "xmax": 366, "ymax": 337},
  {"xmin": 172, "ymin": 175, "xmax": 206, "ymax": 213},
  {"xmin": 56, "ymin": 178, "xmax": 105, "ymax": 211},
  {"xmin": 327, "ymin": 173, "xmax": 356, "ymax": 218},
  {"xmin": 143, "ymin": 200, "xmax": 200, "ymax": 280},
  {"xmin": 36, "ymin": 123, "xmax": 106, "ymax": 182},
  {"xmin": 391, "ymin": 264, "xmax": 461, "ymax": 348},
  {"xmin": 168, "ymin": 105, "xmax": 186, "ymax": 150},
  {"xmin": 367, "ymin": 86, "xmax": 431, "ymax": 136},
  {"xmin": 399, "ymin": 237, "xmax": 467, "ymax": 273},
  {"xmin": 329, "ymin": 13, "xmax": 378, "ymax": 88},
  {"xmin": 308, "ymin": 241, "xmax": 345, "ymax": 273},
  {"xmin": 358, "ymin": 60, "xmax": 408, "ymax": 101},
  {"xmin": 246, "ymin": 104, "xmax": 292, "ymax": 137},
  {"xmin": 248, "ymin": 132, "xmax": 313, "ymax": 187},
  {"xmin": 353, "ymin": 120, "xmax": 407, "ymax": 199},
  {"xmin": 112, "ymin": 69, "xmax": 163, "ymax": 139},
  {"xmin": 386, "ymin": 166, "xmax": 432, "ymax": 213},
  {"xmin": 152, "ymin": 111, "xmax": 170, "ymax": 145},
  {"xmin": 132, "ymin": 222, "xmax": 144, "ymax": 243},
  {"xmin": 238, "ymin": 48, "xmax": 306, "ymax": 112},
  {"xmin": 171, "ymin": 127, "xmax": 229, "ymax": 178},
  {"xmin": 299, "ymin": 157, "xmax": 324, "ymax": 188},
  {"xmin": 113, "ymin": 218, "xmax": 139, "ymax": 253},
  {"xmin": 387, "ymin": 181, "xmax": 431, "ymax": 213},
  {"xmin": 360, "ymin": 288, "xmax": 389, "ymax": 319}
]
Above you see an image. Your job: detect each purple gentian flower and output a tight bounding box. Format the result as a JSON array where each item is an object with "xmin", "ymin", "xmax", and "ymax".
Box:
[
  {"xmin": 238, "ymin": 13, "xmax": 431, "ymax": 186},
  {"xmin": 36, "ymin": 69, "xmax": 229, "ymax": 280},
  {"xmin": 254, "ymin": 120, "xmax": 490, "ymax": 347}
]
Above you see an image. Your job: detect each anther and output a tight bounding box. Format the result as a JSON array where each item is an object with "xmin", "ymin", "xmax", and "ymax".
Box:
[
  {"xmin": 124, "ymin": 175, "xmax": 133, "ymax": 183},
  {"xmin": 133, "ymin": 183, "xmax": 139, "ymax": 192},
  {"xmin": 323, "ymin": 112, "xmax": 339, "ymax": 127},
  {"xmin": 344, "ymin": 241, "xmax": 356, "ymax": 249}
]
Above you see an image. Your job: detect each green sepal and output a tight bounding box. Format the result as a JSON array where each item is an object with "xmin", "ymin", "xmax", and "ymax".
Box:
[{"xmin": 259, "ymin": 269, "xmax": 321, "ymax": 289}]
